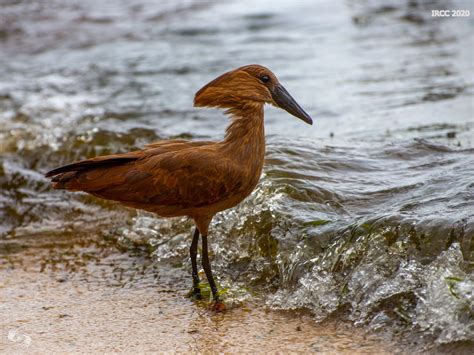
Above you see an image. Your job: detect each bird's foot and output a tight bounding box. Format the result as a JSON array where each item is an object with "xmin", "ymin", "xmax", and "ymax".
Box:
[
  {"xmin": 187, "ymin": 287, "xmax": 202, "ymax": 300},
  {"xmin": 210, "ymin": 301, "xmax": 226, "ymax": 313},
  {"xmin": 192, "ymin": 291, "xmax": 202, "ymax": 300}
]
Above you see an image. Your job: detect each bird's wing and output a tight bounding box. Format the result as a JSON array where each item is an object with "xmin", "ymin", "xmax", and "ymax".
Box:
[
  {"xmin": 47, "ymin": 142, "xmax": 245, "ymax": 209},
  {"xmin": 45, "ymin": 140, "xmax": 213, "ymax": 178},
  {"xmin": 91, "ymin": 147, "xmax": 244, "ymax": 208}
]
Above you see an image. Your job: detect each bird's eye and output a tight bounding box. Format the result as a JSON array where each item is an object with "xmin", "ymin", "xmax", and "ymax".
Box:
[{"xmin": 260, "ymin": 75, "xmax": 270, "ymax": 83}]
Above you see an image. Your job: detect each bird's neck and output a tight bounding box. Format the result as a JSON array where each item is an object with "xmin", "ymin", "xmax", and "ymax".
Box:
[{"xmin": 221, "ymin": 104, "xmax": 265, "ymax": 162}]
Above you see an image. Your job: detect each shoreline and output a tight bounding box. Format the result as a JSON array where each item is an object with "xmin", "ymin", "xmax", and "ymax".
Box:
[{"xmin": 1, "ymin": 235, "xmax": 398, "ymax": 353}]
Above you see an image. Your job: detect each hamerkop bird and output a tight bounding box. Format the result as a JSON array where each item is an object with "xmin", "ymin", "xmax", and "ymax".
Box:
[{"xmin": 45, "ymin": 64, "xmax": 313, "ymax": 310}]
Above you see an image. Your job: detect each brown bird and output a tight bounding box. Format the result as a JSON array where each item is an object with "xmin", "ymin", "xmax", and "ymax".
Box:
[{"xmin": 45, "ymin": 64, "xmax": 313, "ymax": 310}]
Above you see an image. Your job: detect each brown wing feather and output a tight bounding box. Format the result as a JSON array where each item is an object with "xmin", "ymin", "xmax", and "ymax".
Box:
[
  {"xmin": 45, "ymin": 153, "xmax": 139, "ymax": 178},
  {"xmin": 86, "ymin": 147, "xmax": 243, "ymax": 208},
  {"xmin": 46, "ymin": 140, "xmax": 215, "ymax": 179},
  {"xmin": 46, "ymin": 140, "xmax": 243, "ymax": 210}
]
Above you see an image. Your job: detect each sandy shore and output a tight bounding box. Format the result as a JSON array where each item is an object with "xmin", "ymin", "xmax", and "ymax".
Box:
[{"xmin": 1, "ymin": 234, "xmax": 398, "ymax": 353}]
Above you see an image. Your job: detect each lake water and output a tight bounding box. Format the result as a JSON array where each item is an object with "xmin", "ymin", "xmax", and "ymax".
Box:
[{"xmin": 1, "ymin": 0, "xmax": 473, "ymax": 348}]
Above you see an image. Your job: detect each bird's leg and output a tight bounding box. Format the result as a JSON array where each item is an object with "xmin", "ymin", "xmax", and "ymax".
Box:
[
  {"xmin": 190, "ymin": 227, "xmax": 201, "ymax": 298},
  {"xmin": 201, "ymin": 234, "xmax": 222, "ymax": 307}
]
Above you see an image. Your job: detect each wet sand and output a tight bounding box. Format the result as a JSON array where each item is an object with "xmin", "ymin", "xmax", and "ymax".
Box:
[{"xmin": 0, "ymin": 234, "xmax": 398, "ymax": 353}]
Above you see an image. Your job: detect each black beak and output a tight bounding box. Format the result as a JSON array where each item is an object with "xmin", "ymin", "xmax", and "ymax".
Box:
[{"xmin": 271, "ymin": 85, "xmax": 313, "ymax": 125}]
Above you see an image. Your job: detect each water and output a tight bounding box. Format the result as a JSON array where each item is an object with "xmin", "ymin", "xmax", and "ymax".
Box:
[{"xmin": 1, "ymin": 0, "xmax": 473, "ymax": 349}]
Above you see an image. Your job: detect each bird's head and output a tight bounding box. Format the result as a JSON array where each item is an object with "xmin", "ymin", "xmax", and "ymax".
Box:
[{"xmin": 194, "ymin": 64, "xmax": 313, "ymax": 125}]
